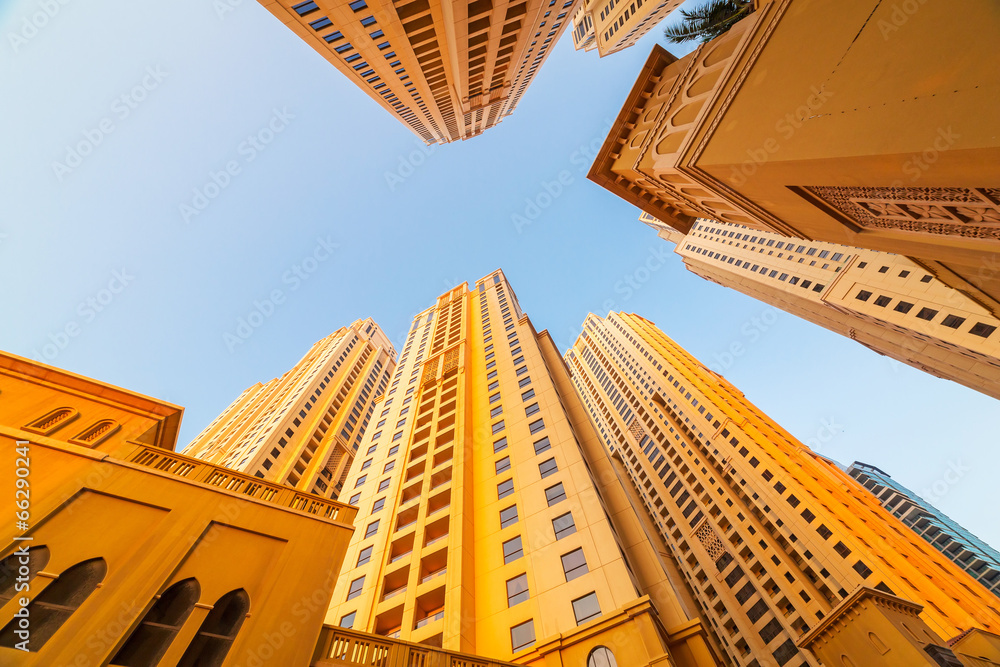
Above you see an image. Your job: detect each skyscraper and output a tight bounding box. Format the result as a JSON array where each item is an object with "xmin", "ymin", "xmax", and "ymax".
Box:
[
  {"xmin": 324, "ymin": 270, "xmax": 720, "ymax": 666},
  {"xmin": 588, "ymin": 0, "xmax": 1000, "ymax": 316},
  {"xmin": 570, "ymin": 0, "xmax": 682, "ymax": 57},
  {"xmin": 183, "ymin": 317, "xmax": 395, "ymax": 500},
  {"xmin": 847, "ymin": 462, "xmax": 1000, "ymax": 600},
  {"xmin": 258, "ymin": 0, "xmax": 580, "ymax": 144},
  {"xmin": 640, "ymin": 213, "xmax": 1000, "ymax": 400},
  {"xmin": 566, "ymin": 311, "xmax": 1000, "ymax": 666}
]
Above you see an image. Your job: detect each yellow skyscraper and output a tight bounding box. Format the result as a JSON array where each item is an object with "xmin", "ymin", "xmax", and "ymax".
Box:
[
  {"xmin": 257, "ymin": 0, "xmax": 579, "ymax": 143},
  {"xmin": 323, "ymin": 270, "xmax": 720, "ymax": 666},
  {"xmin": 640, "ymin": 213, "xmax": 1000, "ymax": 400},
  {"xmin": 183, "ymin": 318, "xmax": 395, "ymax": 500},
  {"xmin": 566, "ymin": 311, "xmax": 1000, "ymax": 666},
  {"xmin": 570, "ymin": 0, "xmax": 683, "ymax": 57}
]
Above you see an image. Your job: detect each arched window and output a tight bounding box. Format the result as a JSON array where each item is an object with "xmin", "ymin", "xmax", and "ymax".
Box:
[
  {"xmin": 69, "ymin": 419, "xmax": 121, "ymax": 447},
  {"xmin": 111, "ymin": 578, "xmax": 201, "ymax": 666},
  {"xmin": 588, "ymin": 646, "xmax": 618, "ymax": 667},
  {"xmin": 868, "ymin": 631, "xmax": 889, "ymax": 655},
  {"xmin": 23, "ymin": 407, "xmax": 78, "ymax": 435},
  {"xmin": 0, "ymin": 557, "xmax": 107, "ymax": 650},
  {"xmin": 178, "ymin": 589, "xmax": 250, "ymax": 667},
  {"xmin": 840, "ymin": 655, "xmax": 857, "ymax": 667},
  {"xmin": 0, "ymin": 546, "xmax": 50, "ymax": 608}
]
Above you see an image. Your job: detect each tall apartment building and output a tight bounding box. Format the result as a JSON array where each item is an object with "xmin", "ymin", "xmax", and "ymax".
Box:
[
  {"xmin": 183, "ymin": 317, "xmax": 395, "ymax": 500},
  {"xmin": 258, "ymin": 0, "xmax": 579, "ymax": 144},
  {"xmin": 570, "ymin": 0, "xmax": 682, "ymax": 57},
  {"xmin": 589, "ymin": 1, "xmax": 1000, "ymax": 316},
  {"xmin": 323, "ymin": 270, "xmax": 721, "ymax": 667},
  {"xmin": 565, "ymin": 311, "xmax": 1000, "ymax": 667},
  {"xmin": 847, "ymin": 462, "xmax": 1000, "ymax": 600},
  {"xmin": 639, "ymin": 213, "xmax": 1000, "ymax": 400}
]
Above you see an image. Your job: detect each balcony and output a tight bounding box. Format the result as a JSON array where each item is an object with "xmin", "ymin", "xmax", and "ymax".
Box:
[
  {"xmin": 124, "ymin": 443, "xmax": 357, "ymax": 524},
  {"xmin": 312, "ymin": 626, "xmax": 520, "ymax": 667}
]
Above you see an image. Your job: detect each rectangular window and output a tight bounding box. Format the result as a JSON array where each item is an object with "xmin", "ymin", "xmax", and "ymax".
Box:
[
  {"xmin": 510, "ymin": 619, "xmax": 535, "ymax": 652},
  {"xmin": 498, "ymin": 479, "xmax": 514, "ymax": 499},
  {"xmin": 503, "ymin": 535, "xmax": 523, "ymax": 563},
  {"xmin": 346, "ymin": 576, "xmax": 364, "ymax": 600},
  {"xmin": 572, "ymin": 592, "xmax": 601, "ymax": 625},
  {"xmin": 500, "ymin": 505, "xmax": 518, "ymax": 529},
  {"xmin": 529, "ymin": 419, "xmax": 545, "ymax": 434},
  {"xmin": 339, "ymin": 611, "xmax": 356, "ymax": 628},
  {"xmin": 525, "ymin": 403, "xmax": 540, "ymax": 417},
  {"xmin": 492, "ymin": 420, "xmax": 505, "ymax": 434},
  {"xmin": 355, "ymin": 475, "xmax": 367, "ymax": 488},
  {"xmin": 561, "ymin": 548, "xmax": 588, "ymax": 581},
  {"xmin": 357, "ymin": 546, "xmax": 373, "ymax": 566},
  {"xmin": 496, "ymin": 456, "xmax": 512, "ymax": 474},
  {"xmin": 916, "ymin": 307, "xmax": 938, "ymax": 321},
  {"xmin": 533, "ymin": 436, "xmax": 551, "ymax": 454},
  {"xmin": 364, "ymin": 520, "xmax": 379, "ymax": 538},
  {"xmin": 538, "ymin": 458, "xmax": 558, "ymax": 478},
  {"xmin": 519, "ymin": 376, "xmax": 532, "ymax": 388},
  {"xmin": 506, "ymin": 573, "xmax": 530, "ymax": 606},
  {"xmin": 545, "ymin": 483, "xmax": 566, "ymax": 506},
  {"xmin": 521, "ymin": 388, "xmax": 535, "ymax": 401},
  {"xmin": 494, "ymin": 437, "xmax": 508, "ymax": 453},
  {"xmin": 349, "ymin": 493, "xmax": 361, "ymax": 506},
  {"xmin": 378, "ymin": 479, "xmax": 390, "ymax": 492},
  {"xmin": 371, "ymin": 498, "xmax": 385, "ymax": 513},
  {"xmin": 491, "ymin": 405, "xmax": 503, "ymax": 418}
]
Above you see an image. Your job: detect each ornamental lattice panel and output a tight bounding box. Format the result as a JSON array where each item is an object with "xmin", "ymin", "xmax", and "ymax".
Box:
[
  {"xmin": 804, "ymin": 185, "xmax": 1000, "ymax": 239},
  {"xmin": 694, "ymin": 520, "xmax": 728, "ymax": 561},
  {"xmin": 628, "ymin": 417, "xmax": 646, "ymax": 442}
]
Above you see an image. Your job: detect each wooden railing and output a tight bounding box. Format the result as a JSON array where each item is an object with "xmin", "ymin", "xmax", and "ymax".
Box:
[
  {"xmin": 124, "ymin": 443, "xmax": 357, "ymax": 524},
  {"xmin": 312, "ymin": 626, "xmax": 520, "ymax": 667}
]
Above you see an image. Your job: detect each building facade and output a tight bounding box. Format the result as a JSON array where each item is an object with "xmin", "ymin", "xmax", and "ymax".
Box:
[
  {"xmin": 0, "ymin": 351, "xmax": 358, "ymax": 666},
  {"xmin": 258, "ymin": 0, "xmax": 579, "ymax": 144},
  {"xmin": 847, "ymin": 462, "xmax": 1000, "ymax": 600},
  {"xmin": 565, "ymin": 311, "xmax": 1000, "ymax": 667},
  {"xmin": 640, "ymin": 213, "xmax": 1000, "ymax": 400},
  {"xmin": 589, "ymin": 0, "xmax": 1000, "ymax": 317},
  {"xmin": 324, "ymin": 270, "xmax": 720, "ymax": 667},
  {"xmin": 570, "ymin": 0, "xmax": 682, "ymax": 57},
  {"xmin": 183, "ymin": 318, "xmax": 395, "ymax": 500}
]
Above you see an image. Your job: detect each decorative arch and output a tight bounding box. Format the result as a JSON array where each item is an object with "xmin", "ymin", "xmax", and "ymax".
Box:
[
  {"xmin": 840, "ymin": 655, "xmax": 857, "ymax": 667},
  {"xmin": 69, "ymin": 419, "xmax": 121, "ymax": 447},
  {"xmin": 868, "ymin": 631, "xmax": 890, "ymax": 655},
  {"xmin": 111, "ymin": 578, "xmax": 201, "ymax": 666},
  {"xmin": 587, "ymin": 646, "xmax": 618, "ymax": 667},
  {"xmin": 178, "ymin": 588, "xmax": 250, "ymax": 667},
  {"xmin": 0, "ymin": 557, "xmax": 107, "ymax": 650},
  {"xmin": 23, "ymin": 407, "xmax": 79, "ymax": 435}
]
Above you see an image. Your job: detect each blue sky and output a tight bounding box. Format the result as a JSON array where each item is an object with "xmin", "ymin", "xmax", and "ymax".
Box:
[{"xmin": 3, "ymin": 0, "xmax": 997, "ymax": 550}]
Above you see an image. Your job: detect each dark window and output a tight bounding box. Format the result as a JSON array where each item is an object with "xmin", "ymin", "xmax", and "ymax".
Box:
[
  {"xmin": 874, "ymin": 295, "xmax": 892, "ymax": 307},
  {"xmin": 111, "ymin": 578, "xmax": 200, "ymax": 666},
  {"xmin": 533, "ymin": 437, "xmax": 551, "ymax": 454},
  {"xmin": 494, "ymin": 437, "xmax": 508, "ymax": 453},
  {"xmin": 178, "ymin": 588, "xmax": 250, "ymax": 666},
  {"xmin": 503, "ymin": 536, "xmax": 524, "ymax": 564},
  {"xmin": 970, "ymin": 322, "xmax": 997, "ymax": 338},
  {"xmin": 817, "ymin": 524, "xmax": 832, "ymax": 539},
  {"xmin": 496, "ymin": 456, "xmax": 512, "ymax": 474},
  {"xmin": 498, "ymin": 479, "xmax": 514, "ymax": 499},
  {"xmin": 834, "ymin": 541, "xmax": 851, "ymax": 558},
  {"xmin": 735, "ymin": 582, "xmax": 756, "ymax": 604},
  {"xmin": 916, "ymin": 307, "xmax": 938, "ymax": 321},
  {"xmin": 853, "ymin": 560, "xmax": 873, "ymax": 578},
  {"xmin": 553, "ymin": 512, "xmax": 576, "ymax": 540},
  {"xmin": 747, "ymin": 599, "xmax": 768, "ymax": 623},
  {"xmin": 894, "ymin": 301, "xmax": 914, "ymax": 314},
  {"xmin": 500, "ymin": 505, "xmax": 519, "ymax": 529},
  {"xmin": 759, "ymin": 618, "xmax": 783, "ymax": 643},
  {"xmin": 538, "ymin": 458, "xmax": 558, "ymax": 478},
  {"xmin": 941, "ymin": 314, "xmax": 966, "ymax": 329},
  {"xmin": 772, "ymin": 639, "xmax": 799, "ymax": 666}
]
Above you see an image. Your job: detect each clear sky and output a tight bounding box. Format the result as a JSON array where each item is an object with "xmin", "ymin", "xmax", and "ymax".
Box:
[{"xmin": 3, "ymin": 0, "xmax": 997, "ymax": 551}]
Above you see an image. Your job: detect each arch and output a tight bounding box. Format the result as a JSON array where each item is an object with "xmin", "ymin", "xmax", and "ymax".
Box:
[
  {"xmin": 23, "ymin": 407, "xmax": 78, "ymax": 435},
  {"xmin": 178, "ymin": 588, "xmax": 250, "ymax": 667},
  {"xmin": 0, "ymin": 557, "xmax": 107, "ymax": 650},
  {"xmin": 588, "ymin": 645, "xmax": 618, "ymax": 667},
  {"xmin": 868, "ymin": 631, "xmax": 889, "ymax": 655},
  {"xmin": 69, "ymin": 419, "xmax": 121, "ymax": 447},
  {"xmin": 901, "ymin": 621, "xmax": 923, "ymax": 643},
  {"xmin": 0, "ymin": 546, "xmax": 50, "ymax": 607},
  {"xmin": 111, "ymin": 578, "xmax": 201, "ymax": 666},
  {"xmin": 840, "ymin": 655, "xmax": 856, "ymax": 667}
]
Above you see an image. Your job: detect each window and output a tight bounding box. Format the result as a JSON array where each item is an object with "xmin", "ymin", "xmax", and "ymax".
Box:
[
  {"xmin": 378, "ymin": 479, "xmax": 391, "ymax": 492},
  {"xmin": 916, "ymin": 307, "xmax": 938, "ymax": 321},
  {"xmin": 496, "ymin": 456, "xmax": 512, "ymax": 474},
  {"xmin": 494, "ymin": 437, "xmax": 508, "ymax": 453},
  {"xmin": 355, "ymin": 475, "xmax": 367, "ymax": 488},
  {"xmin": 759, "ymin": 618, "xmax": 783, "ymax": 643},
  {"xmin": 348, "ymin": 0, "xmax": 368, "ymax": 9},
  {"xmin": 361, "ymin": 459, "xmax": 373, "ymax": 471},
  {"xmin": 970, "ymin": 322, "xmax": 997, "ymax": 338},
  {"xmin": 894, "ymin": 301, "xmax": 914, "ymax": 313},
  {"xmin": 365, "ymin": 520, "xmax": 379, "ymax": 538},
  {"xmin": 372, "ymin": 498, "xmax": 385, "ymax": 513},
  {"xmin": 834, "ymin": 541, "xmax": 852, "ymax": 558},
  {"xmin": 553, "ymin": 512, "xmax": 576, "ymax": 539},
  {"xmin": 490, "ymin": 393, "xmax": 501, "ymax": 404},
  {"xmin": 178, "ymin": 589, "xmax": 249, "ymax": 666},
  {"xmin": 525, "ymin": 403, "xmax": 540, "ymax": 417},
  {"xmin": 292, "ymin": 0, "xmax": 319, "ymax": 15},
  {"xmin": 874, "ymin": 295, "xmax": 892, "ymax": 307},
  {"xmin": 855, "ymin": 290, "xmax": 872, "ymax": 301},
  {"xmin": 349, "ymin": 493, "xmax": 361, "ymax": 506},
  {"xmin": 492, "ymin": 421, "xmax": 505, "ymax": 434},
  {"xmin": 339, "ymin": 611, "xmax": 356, "ymax": 629},
  {"xmin": 538, "ymin": 458, "xmax": 558, "ymax": 478},
  {"xmin": 383, "ymin": 461, "xmax": 395, "ymax": 473},
  {"xmin": 545, "ymin": 483, "xmax": 566, "ymax": 506},
  {"xmin": 498, "ymin": 479, "xmax": 514, "ymax": 499},
  {"xmin": 920, "ymin": 275, "xmax": 933, "ymax": 283},
  {"xmin": 0, "ymin": 546, "xmax": 49, "ymax": 608},
  {"xmin": 519, "ymin": 376, "xmax": 531, "ymax": 387},
  {"xmin": 503, "ymin": 536, "xmax": 524, "ymax": 563},
  {"xmin": 528, "ymin": 419, "xmax": 545, "ymax": 434},
  {"xmin": 500, "ymin": 505, "xmax": 519, "ymax": 529},
  {"xmin": 854, "ymin": 560, "xmax": 873, "ymax": 578},
  {"xmin": 357, "ymin": 546, "xmax": 373, "ymax": 566},
  {"xmin": 510, "ymin": 619, "xmax": 535, "ymax": 652},
  {"xmin": 507, "ymin": 574, "xmax": 529, "ymax": 606},
  {"xmin": 561, "ymin": 548, "xmax": 588, "ymax": 581},
  {"xmin": 572, "ymin": 592, "xmax": 601, "ymax": 625},
  {"xmin": 941, "ymin": 314, "xmax": 966, "ymax": 329},
  {"xmin": 111, "ymin": 578, "xmax": 200, "ymax": 666},
  {"xmin": 521, "ymin": 388, "xmax": 535, "ymax": 401},
  {"xmin": 346, "ymin": 577, "xmax": 365, "ymax": 600},
  {"xmin": 533, "ymin": 437, "xmax": 551, "ymax": 454},
  {"xmin": 491, "ymin": 405, "xmax": 503, "ymax": 418},
  {"xmin": 309, "ymin": 16, "xmax": 333, "ymax": 30},
  {"xmin": 587, "ymin": 647, "xmax": 618, "ymax": 667}
]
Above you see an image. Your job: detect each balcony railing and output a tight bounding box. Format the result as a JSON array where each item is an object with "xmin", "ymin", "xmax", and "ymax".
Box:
[
  {"xmin": 312, "ymin": 626, "xmax": 521, "ymax": 667},
  {"xmin": 124, "ymin": 443, "xmax": 357, "ymax": 524}
]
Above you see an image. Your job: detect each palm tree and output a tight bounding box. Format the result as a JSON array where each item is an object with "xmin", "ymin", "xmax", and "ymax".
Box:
[{"xmin": 663, "ymin": 0, "xmax": 755, "ymax": 44}]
